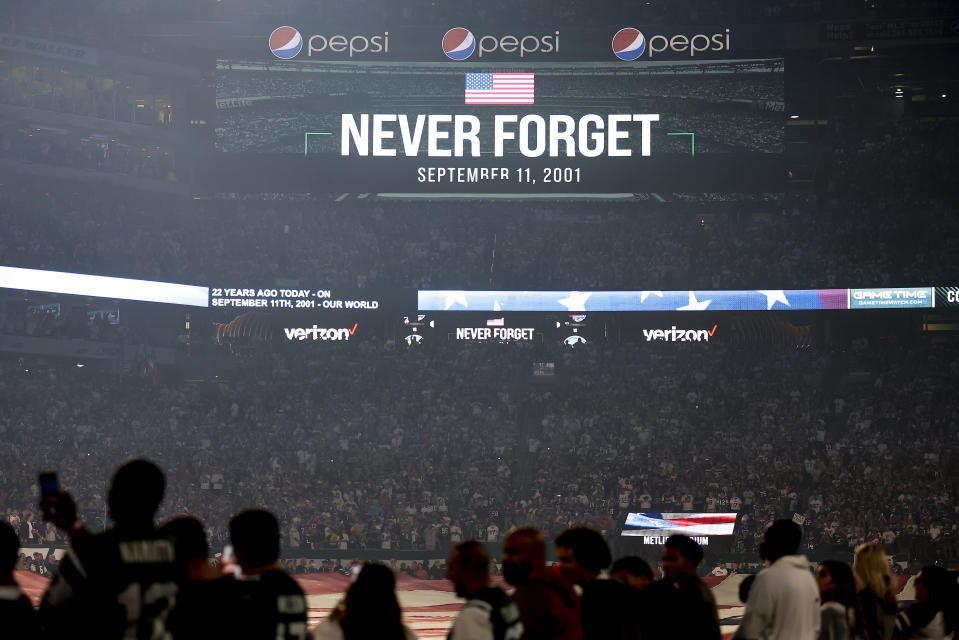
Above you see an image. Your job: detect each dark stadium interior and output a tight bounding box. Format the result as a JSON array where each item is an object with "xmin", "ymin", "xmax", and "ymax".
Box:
[{"xmin": 1, "ymin": 1, "xmax": 958, "ymax": 639}]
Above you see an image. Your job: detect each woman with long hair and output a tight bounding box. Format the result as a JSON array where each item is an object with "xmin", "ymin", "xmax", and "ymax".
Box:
[
  {"xmin": 817, "ymin": 560, "xmax": 866, "ymax": 639},
  {"xmin": 312, "ymin": 562, "xmax": 416, "ymax": 640},
  {"xmin": 854, "ymin": 542, "xmax": 899, "ymax": 640}
]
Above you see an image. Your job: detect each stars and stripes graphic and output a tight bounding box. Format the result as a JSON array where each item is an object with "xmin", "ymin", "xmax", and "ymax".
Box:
[
  {"xmin": 417, "ymin": 289, "xmax": 856, "ymax": 312},
  {"xmin": 465, "ymin": 73, "xmax": 534, "ymax": 105},
  {"xmin": 621, "ymin": 512, "xmax": 738, "ymax": 537}
]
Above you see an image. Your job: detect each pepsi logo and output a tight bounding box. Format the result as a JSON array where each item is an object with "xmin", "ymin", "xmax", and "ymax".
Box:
[
  {"xmin": 443, "ymin": 27, "xmax": 475, "ymax": 60},
  {"xmin": 270, "ymin": 26, "xmax": 303, "ymax": 59},
  {"xmin": 612, "ymin": 27, "xmax": 646, "ymax": 61}
]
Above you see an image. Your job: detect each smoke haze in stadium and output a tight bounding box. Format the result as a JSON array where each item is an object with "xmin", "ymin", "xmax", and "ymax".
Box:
[{"xmin": 1, "ymin": 0, "xmax": 959, "ymax": 638}]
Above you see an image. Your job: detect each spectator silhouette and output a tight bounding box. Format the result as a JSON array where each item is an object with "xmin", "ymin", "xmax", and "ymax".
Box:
[
  {"xmin": 0, "ymin": 520, "xmax": 38, "ymax": 636},
  {"xmin": 644, "ymin": 534, "xmax": 721, "ymax": 640},
  {"xmin": 734, "ymin": 519, "xmax": 820, "ymax": 640},
  {"xmin": 610, "ymin": 556, "xmax": 655, "ymax": 592},
  {"xmin": 739, "ymin": 575, "xmax": 756, "ymax": 604},
  {"xmin": 555, "ymin": 527, "xmax": 640, "ymax": 640},
  {"xmin": 502, "ymin": 527, "xmax": 581, "ymax": 640},
  {"xmin": 161, "ymin": 515, "xmax": 227, "ymax": 640},
  {"xmin": 39, "ymin": 459, "xmax": 179, "ymax": 639},
  {"xmin": 227, "ymin": 508, "xmax": 307, "ymax": 639},
  {"xmin": 446, "ymin": 539, "xmax": 523, "ymax": 640},
  {"xmin": 312, "ymin": 562, "xmax": 415, "ymax": 640},
  {"xmin": 854, "ymin": 542, "xmax": 898, "ymax": 640},
  {"xmin": 816, "ymin": 560, "xmax": 865, "ymax": 640},
  {"xmin": 892, "ymin": 565, "xmax": 957, "ymax": 639}
]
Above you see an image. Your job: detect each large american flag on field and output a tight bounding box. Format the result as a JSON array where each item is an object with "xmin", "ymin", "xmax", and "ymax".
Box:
[
  {"xmin": 621, "ymin": 512, "xmax": 738, "ymax": 537},
  {"xmin": 465, "ymin": 73, "xmax": 535, "ymax": 105}
]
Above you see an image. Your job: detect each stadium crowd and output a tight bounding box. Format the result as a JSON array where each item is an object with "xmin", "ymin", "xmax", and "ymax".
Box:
[
  {"xmin": 0, "ymin": 67, "xmax": 175, "ymax": 128},
  {"xmin": 0, "ymin": 303, "xmax": 122, "ymax": 342},
  {"xmin": 2, "ymin": 342, "xmax": 958, "ymax": 639},
  {"xmin": 6, "ymin": 457, "xmax": 957, "ymax": 640},
  {"xmin": 213, "ymin": 67, "xmax": 783, "ymax": 103},
  {"xmin": 0, "ymin": 125, "xmax": 176, "ymax": 181},
  {"xmin": 1, "ymin": 335, "xmax": 957, "ymax": 569}
]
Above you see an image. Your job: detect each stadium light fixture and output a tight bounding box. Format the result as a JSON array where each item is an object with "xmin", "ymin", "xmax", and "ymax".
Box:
[{"xmin": 789, "ymin": 115, "xmax": 799, "ymax": 119}]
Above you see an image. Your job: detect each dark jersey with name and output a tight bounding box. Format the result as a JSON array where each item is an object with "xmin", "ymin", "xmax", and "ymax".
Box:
[
  {"xmin": 224, "ymin": 569, "xmax": 308, "ymax": 639},
  {"xmin": 40, "ymin": 527, "xmax": 180, "ymax": 640}
]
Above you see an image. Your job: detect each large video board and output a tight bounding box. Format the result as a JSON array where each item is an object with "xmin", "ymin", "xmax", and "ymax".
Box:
[{"xmin": 210, "ymin": 25, "xmax": 784, "ymax": 193}]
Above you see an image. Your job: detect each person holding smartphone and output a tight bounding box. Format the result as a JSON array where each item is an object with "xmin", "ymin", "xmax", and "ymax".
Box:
[
  {"xmin": 38, "ymin": 460, "xmax": 181, "ymax": 640},
  {"xmin": 37, "ymin": 472, "xmax": 84, "ymax": 538}
]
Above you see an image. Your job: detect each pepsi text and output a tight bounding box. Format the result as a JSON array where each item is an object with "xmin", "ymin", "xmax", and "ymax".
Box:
[
  {"xmin": 476, "ymin": 31, "xmax": 560, "ymax": 57},
  {"xmin": 308, "ymin": 32, "xmax": 389, "ymax": 57},
  {"xmin": 647, "ymin": 29, "xmax": 730, "ymax": 57}
]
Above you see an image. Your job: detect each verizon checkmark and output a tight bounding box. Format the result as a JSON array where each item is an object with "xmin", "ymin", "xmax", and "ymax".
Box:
[
  {"xmin": 349, "ymin": 323, "xmax": 359, "ymax": 336},
  {"xmin": 708, "ymin": 324, "xmax": 718, "ymax": 336}
]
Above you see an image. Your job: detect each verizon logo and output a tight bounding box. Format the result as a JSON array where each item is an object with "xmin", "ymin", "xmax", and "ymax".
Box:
[
  {"xmin": 643, "ymin": 325, "xmax": 717, "ymax": 342},
  {"xmin": 284, "ymin": 324, "xmax": 358, "ymax": 341}
]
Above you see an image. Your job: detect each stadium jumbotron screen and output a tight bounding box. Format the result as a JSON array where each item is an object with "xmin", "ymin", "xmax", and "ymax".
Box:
[
  {"xmin": 210, "ymin": 25, "xmax": 784, "ymax": 193},
  {"xmin": 621, "ymin": 512, "xmax": 738, "ymax": 545}
]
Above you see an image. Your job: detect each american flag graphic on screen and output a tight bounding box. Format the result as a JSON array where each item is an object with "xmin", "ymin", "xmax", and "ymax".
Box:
[
  {"xmin": 620, "ymin": 513, "xmax": 737, "ymax": 537},
  {"xmin": 465, "ymin": 73, "xmax": 535, "ymax": 105}
]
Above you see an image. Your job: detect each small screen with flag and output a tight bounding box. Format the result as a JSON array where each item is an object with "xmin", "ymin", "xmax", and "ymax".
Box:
[
  {"xmin": 621, "ymin": 512, "xmax": 737, "ymax": 537},
  {"xmin": 465, "ymin": 73, "xmax": 534, "ymax": 105}
]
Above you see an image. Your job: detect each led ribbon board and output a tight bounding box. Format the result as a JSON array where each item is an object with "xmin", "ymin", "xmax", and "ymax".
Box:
[
  {"xmin": 418, "ymin": 288, "xmax": 936, "ymax": 312},
  {"xmin": 0, "ymin": 266, "xmax": 209, "ymax": 307}
]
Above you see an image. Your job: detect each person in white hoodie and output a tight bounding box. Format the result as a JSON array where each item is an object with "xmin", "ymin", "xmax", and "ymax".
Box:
[{"xmin": 734, "ymin": 519, "xmax": 821, "ymax": 640}]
